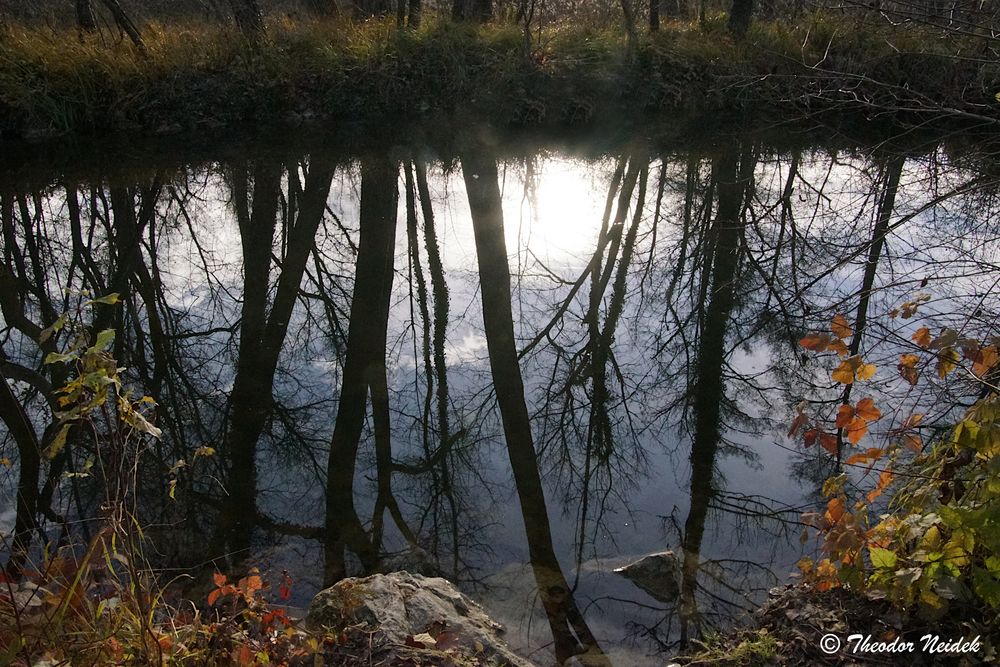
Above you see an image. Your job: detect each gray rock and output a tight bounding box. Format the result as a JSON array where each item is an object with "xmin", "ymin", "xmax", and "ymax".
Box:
[
  {"xmin": 307, "ymin": 571, "xmax": 535, "ymax": 666},
  {"xmin": 613, "ymin": 551, "xmax": 681, "ymax": 603}
]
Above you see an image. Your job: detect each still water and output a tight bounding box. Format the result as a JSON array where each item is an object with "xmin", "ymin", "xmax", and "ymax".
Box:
[{"xmin": 1, "ymin": 126, "xmax": 998, "ymax": 664}]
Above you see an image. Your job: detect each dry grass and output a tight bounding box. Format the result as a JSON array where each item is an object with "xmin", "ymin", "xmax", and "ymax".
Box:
[{"xmin": 0, "ymin": 13, "xmax": 994, "ymax": 139}]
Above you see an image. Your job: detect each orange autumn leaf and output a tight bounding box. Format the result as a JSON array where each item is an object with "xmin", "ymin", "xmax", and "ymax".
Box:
[
  {"xmin": 831, "ymin": 314, "xmax": 853, "ymax": 339},
  {"xmin": 239, "ymin": 574, "xmax": 263, "ymax": 597},
  {"xmin": 800, "ymin": 333, "xmax": 830, "ymax": 351},
  {"xmin": 788, "ymin": 411, "xmax": 808, "ymax": 438},
  {"xmin": 912, "ymin": 327, "xmax": 932, "ymax": 349},
  {"xmin": 845, "ymin": 447, "xmax": 885, "ymax": 467},
  {"xmin": 855, "ymin": 397, "xmax": 881, "ymax": 421},
  {"xmin": 846, "ymin": 416, "xmax": 868, "ymax": 444},
  {"xmin": 832, "ymin": 360, "xmax": 856, "ymax": 384},
  {"xmin": 828, "ymin": 338, "xmax": 850, "ymax": 357},
  {"xmin": 901, "ymin": 413, "xmax": 924, "ymax": 429},
  {"xmin": 212, "ymin": 572, "xmax": 227, "ymax": 588},
  {"xmin": 825, "ymin": 497, "xmax": 846, "ymax": 524},
  {"xmin": 867, "ymin": 469, "xmax": 894, "ymax": 503},
  {"xmin": 804, "ymin": 428, "xmax": 818, "ymax": 447}
]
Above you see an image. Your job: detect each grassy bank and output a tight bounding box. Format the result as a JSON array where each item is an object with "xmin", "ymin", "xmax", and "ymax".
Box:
[{"xmin": 0, "ymin": 13, "xmax": 996, "ymax": 141}]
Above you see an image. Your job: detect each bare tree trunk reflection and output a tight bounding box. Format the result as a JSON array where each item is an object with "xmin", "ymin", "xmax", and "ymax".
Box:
[
  {"xmin": 324, "ymin": 158, "xmax": 399, "ymax": 585},
  {"xmin": 462, "ymin": 150, "xmax": 606, "ymax": 664},
  {"xmin": 680, "ymin": 143, "xmax": 751, "ymax": 645}
]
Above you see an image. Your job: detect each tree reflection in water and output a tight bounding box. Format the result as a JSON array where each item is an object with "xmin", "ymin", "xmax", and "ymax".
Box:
[{"xmin": 2, "ymin": 131, "xmax": 999, "ymax": 663}]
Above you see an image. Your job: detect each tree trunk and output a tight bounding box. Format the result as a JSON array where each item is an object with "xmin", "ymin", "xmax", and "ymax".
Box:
[
  {"xmin": 407, "ymin": 0, "xmax": 421, "ymax": 27},
  {"xmin": 728, "ymin": 0, "xmax": 752, "ymax": 38},
  {"xmin": 98, "ymin": 0, "xmax": 145, "ymax": 50},
  {"xmin": 76, "ymin": 0, "xmax": 97, "ymax": 33},
  {"xmin": 452, "ymin": 0, "xmax": 491, "ymax": 21},
  {"xmin": 679, "ymin": 142, "xmax": 750, "ymax": 646},
  {"xmin": 324, "ymin": 158, "xmax": 399, "ymax": 585},
  {"xmin": 0, "ymin": 373, "xmax": 41, "ymax": 578},
  {"xmin": 228, "ymin": 0, "xmax": 265, "ymax": 36},
  {"xmin": 462, "ymin": 150, "xmax": 604, "ymax": 664}
]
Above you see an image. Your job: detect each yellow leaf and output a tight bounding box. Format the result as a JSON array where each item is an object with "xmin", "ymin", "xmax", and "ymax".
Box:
[
  {"xmin": 832, "ymin": 360, "xmax": 856, "ymax": 384},
  {"xmin": 936, "ymin": 347, "xmax": 959, "ymax": 379},
  {"xmin": 45, "ymin": 424, "xmax": 71, "ymax": 460},
  {"xmin": 855, "ymin": 362, "xmax": 877, "ymax": 381},
  {"xmin": 0, "ymin": 457, "xmax": 11, "ymax": 468}
]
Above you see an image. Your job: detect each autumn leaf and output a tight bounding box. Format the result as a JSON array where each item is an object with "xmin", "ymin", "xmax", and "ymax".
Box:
[
  {"xmin": 831, "ymin": 314, "xmax": 852, "ymax": 339},
  {"xmin": 828, "ymin": 338, "xmax": 850, "ymax": 357},
  {"xmin": 936, "ymin": 347, "xmax": 960, "ymax": 379},
  {"xmin": 819, "ymin": 432, "xmax": 839, "ymax": 456},
  {"xmin": 855, "ymin": 397, "xmax": 881, "ymax": 421},
  {"xmin": 825, "ymin": 497, "xmax": 846, "ymax": 524},
  {"xmin": 931, "ymin": 328, "xmax": 959, "ymax": 349},
  {"xmin": 972, "ymin": 345, "xmax": 998, "ymax": 378},
  {"xmin": 212, "ymin": 572, "xmax": 227, "ymax": 588},
  {"xmin": 867, "ymin": 469, "xmax": 894, "ymax": 503},
  {"xmin": 788, "ymin": 411, "xmax": 808, "ymax": 438},
  {"xmin": 856, "ymin": 361, "xmax": 877, "ymax": 381},
  {"xmin": 912, "ymin": 327, "xmax": 932, "ymax": 348},
  {"xmin": 832, "ymin": 355, "xmax": 876, "ymax": 384},
  {"xmin": 238, "ymin": 574, "xmax": 263, "ymax": 598},
  {"xmin": 898, "ymin": 353, "xmax": 920, "ymax": 385},
  {"xmin": 845, "ymin": 448, "xmax": 884, "ymax": 466},
  {"xmin": 279, "ymin": 572, "xmax": 293, "ymax": 601},
  {"xmin": 846, "ymin": 417, "xmax": 868, "ymax": 445},
  {"xmin": 800, "ymin": 333, "xmax": 830, "ymax": 351},
  {"xmin": 902, "ymin": 433, "xmax": 923, "ymax": 453},
  {"xmin": 836, "ymin": 404, "xmax": 854, "ymax": 428},
  {"xmin": 832, "ymin": 360, "xmax": 856, "ymax": 384},
  {"xmin": 804, "ymin": 429, "xmax": 818, "ymax": 447},
  {"xmin": 901, "ymin": 413, "xmax": 923, "ymax": 429}
]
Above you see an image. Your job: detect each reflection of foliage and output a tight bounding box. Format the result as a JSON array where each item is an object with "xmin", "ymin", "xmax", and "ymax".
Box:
[{"xmin": 795, "ymin": 306, "xmax": 1000, "ymax": 634}]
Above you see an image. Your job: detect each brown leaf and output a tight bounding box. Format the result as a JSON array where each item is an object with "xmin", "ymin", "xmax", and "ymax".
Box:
[
  {"xmin": 803, "ymin": 429, "xmax": 818, "ymax": 447},
  {"xmin": 788, "ymin": 409, "xmax": 808, "ymax": 437},
  {"xmin": 912, "ymin": 327, "xmax": 932, "ymax": 349},
  {"xmin": 972, "ymin": 345, "xmax": 998, "ymax": 378},
  {"xmin": 835, "ymin": 404, "xmax": 854, "ymax": 428},
  {"xmin": 902, "ymin": 433, "xmax": 923, "ymax": 453},
  {"xmin": 819, "ymin": 432, "xmax": 839, "ymax": 455}
]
